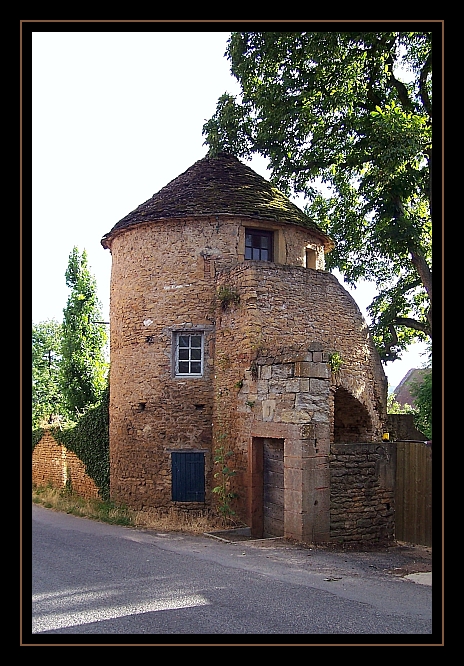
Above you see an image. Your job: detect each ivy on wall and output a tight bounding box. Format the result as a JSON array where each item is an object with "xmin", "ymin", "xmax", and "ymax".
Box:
[
  {"xmin": 32, "ymin": 428, "xmax": 45, "ymax": 451},
  {"xmin": 32, "ymin": 386, "xmax": 110, "ymax": 500}
]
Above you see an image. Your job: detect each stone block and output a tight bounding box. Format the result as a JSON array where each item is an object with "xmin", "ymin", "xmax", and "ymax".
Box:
[
  {"xmin": 285, "ymin": 378, "xmax": 301, "ymax": 393},
  {"xmin": 259, "ymin": 365, "xmax": 272, "ymax": 380},
  {"xmin": 262, "ymin": 399, "xmax": 276, "ymax": 422},
  {"xmin": 284, "ymin": 510, "xmax": 304, "ymax": 540},
  {"xmin": 271, "ymin": 363, "xmax": 294, "ymax": 379},
  {"xmin": 294, "ymin": 361, "xmax": 329, "ymax": 379},
  {"xmin": 280, "ymin": 408, "xmax": 313, "ymax": 423},
  {"xmin": 309, "ymin": 378, "xmax": 330, "ymax": 395},
  {"xmin": 300, "ymin": 423, "xmax": 315, "ymax": 440},
  {"xmin": 294, "ymin": 361, "xmax": 310, "ymax": 377}
]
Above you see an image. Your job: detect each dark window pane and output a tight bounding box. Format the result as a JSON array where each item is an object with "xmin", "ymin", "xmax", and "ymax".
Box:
[
  {"xmin": 178, "ymin": 362, "xmax": 189, "ymax": 373},
  {"xmin": 245, "ymin": 229, "xmax": 273, "ymax": 262},
  {"xmin": 179, "ymin": 335, "xmax": 189, "ymax": 347},
  {"xmin": 190, "ymin": 362, "xmax": 201, "ymax": 373},
  {"xmin": 190, "ymin": 336, "xmax": 202, "ymax": 348},
  {"xmin": 191, "ymin": 348, "xmax": 201, "ymax": 360},
  {"xmin": 178, "ymin": 349, "xmax": 189, "ymax": 360}
]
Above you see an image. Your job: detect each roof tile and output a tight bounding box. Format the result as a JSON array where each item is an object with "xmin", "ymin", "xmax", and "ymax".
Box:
[{"xmin": 101, "ymin": 152, "xmax": 333, "ymax": 249}]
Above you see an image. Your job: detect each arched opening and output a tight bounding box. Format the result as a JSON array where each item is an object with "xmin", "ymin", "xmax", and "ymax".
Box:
[{"xmin": 333, "ymin": 387, "xmax": 372, "ymax": 443}]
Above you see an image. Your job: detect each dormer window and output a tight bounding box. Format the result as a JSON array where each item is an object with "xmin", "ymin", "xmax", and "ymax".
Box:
[{"xmin": 245, "ymin": 229, "xmax": 273, "ymax": 261}]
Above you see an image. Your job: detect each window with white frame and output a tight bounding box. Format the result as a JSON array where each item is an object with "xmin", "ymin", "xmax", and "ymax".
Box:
[{"xmin": 175, "ymin": 332, "xmax": 204, "ymax": 376}]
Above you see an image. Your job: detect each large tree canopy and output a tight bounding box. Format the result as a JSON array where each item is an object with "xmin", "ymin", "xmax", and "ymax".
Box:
[{"xmin": 203, "ymin": 31, "xmax": 433, "ymax": 362}]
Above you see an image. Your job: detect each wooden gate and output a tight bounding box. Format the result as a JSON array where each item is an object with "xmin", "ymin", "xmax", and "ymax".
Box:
[{"xmin": 395, "ymin": 441, "xmax": 432, "ymax": 546}]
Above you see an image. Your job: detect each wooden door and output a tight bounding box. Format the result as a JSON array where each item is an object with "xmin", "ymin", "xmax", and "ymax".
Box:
[{"xmin": 263, "ymin": 438, "xmax": 284, "ymax": 537}]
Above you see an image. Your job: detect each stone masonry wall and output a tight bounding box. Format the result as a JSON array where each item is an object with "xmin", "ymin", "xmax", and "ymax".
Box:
[
  {"xmin": 107, "ymin": 216, "xmax": 327, "ymax": 511},
  {"xmin": 329, "ymin": 442, "xmax": 395, "ymax": 546},
  {"xmin": 213, "ymin": 262, "xmax": 388, "ymax": 540},
  {"xmin": 105, "ymin": 213, "xmax": 388, "ymax": 540},
  {"xmin": 32, "ymin": 430, "xmax": 100, "ymax": 500},
  {"xmin": 108, "ymin": 217, "xmax": 221, "ymax": 510},
  {"xmin": 214, "ymin": 262, "xmax": 387, "ymax": 443}
]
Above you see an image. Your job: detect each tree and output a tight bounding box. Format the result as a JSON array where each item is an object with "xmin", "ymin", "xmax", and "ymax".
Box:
[
  {"xmin": 32, "ymin": 319, "xmax": 65, "ymax": 427},
  {"xmin": 411, "ymin": 367, "xmax": 432, "ymax": 439},
  {"xmin": 60, "ymin": 247, "xmax": 108, "ymax": 417},
  {"xmin": 203, "ymin": 31, "xmax": 433, "ymax": 362},
  {"xmin": 386, "ymin": 393, "xmax": 415, "ymax": 415}
]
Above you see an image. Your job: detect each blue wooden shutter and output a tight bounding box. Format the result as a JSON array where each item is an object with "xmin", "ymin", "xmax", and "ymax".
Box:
[{"xmin": 172, "ymin": 452, "xmax": 205, "ymax": 502}]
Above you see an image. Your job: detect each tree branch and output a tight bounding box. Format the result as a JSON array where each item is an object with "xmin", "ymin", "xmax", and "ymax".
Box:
[
  {"xmin": 385, "ymin": 55, "xmax": 414, "ymax": 112},
  {"xmin": 382, "ymin": 324, "xmax": 399, "ymax": 362},
  {"xmin": 419, "ymin": 51, "xmax": 432, "ymax": 117},
  {"xmin": 409, "ymin": 249, "xmax": 432, "ymax": 305},
  {"xmin": 393, "ymin": 317, "xmax": 431, "ymax": 336}
]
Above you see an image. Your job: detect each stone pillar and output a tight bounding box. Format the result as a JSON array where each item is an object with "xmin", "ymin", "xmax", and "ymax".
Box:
[{"xmin": 284, "ymin": 436, "xmax": 331, "ymax": 543}]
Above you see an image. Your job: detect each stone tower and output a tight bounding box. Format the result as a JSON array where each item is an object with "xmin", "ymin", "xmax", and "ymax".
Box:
[{"xmin": 101, "ymin": 152, "xmax": 389, "ymax": 544}]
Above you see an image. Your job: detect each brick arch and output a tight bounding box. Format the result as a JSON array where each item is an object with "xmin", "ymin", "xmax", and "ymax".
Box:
[{"xmin": 333, "ymin": 386, "xmax": 373, "ymax": 443}]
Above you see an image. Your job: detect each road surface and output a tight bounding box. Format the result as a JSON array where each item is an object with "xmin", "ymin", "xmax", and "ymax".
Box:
[{"xmin": 28, "ymin": 504, "xmax": 438, "ymax": 644}]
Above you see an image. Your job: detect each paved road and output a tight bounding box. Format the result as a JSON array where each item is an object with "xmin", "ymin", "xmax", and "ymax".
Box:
[{"xmin": 29, "ymin": 504, "xmax": 437, "ymax": 643}]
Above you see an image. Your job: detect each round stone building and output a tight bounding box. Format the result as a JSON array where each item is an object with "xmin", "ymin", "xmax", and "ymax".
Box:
[{"xmin": 101, "ymin": 152, "xmax": 392, "ymax": 545}]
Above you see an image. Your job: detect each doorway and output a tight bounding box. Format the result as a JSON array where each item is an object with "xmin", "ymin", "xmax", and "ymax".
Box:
[{"xmin": 250, "ymin": 437, "xmax": 284, "ymax": 538}]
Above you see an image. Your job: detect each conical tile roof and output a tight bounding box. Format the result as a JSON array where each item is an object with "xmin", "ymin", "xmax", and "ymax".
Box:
[{"xmin": 101, "ymin": 152, "xmax": 333, "ymax": 249}]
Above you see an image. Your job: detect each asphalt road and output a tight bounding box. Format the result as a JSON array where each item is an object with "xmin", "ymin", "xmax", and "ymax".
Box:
[{"xmin": 28, "ymin": 503, "xmax": 438, "ymax": 644}]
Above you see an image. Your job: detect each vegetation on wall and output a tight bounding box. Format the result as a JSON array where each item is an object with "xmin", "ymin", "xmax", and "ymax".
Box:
[
  {"xmin": 32, "ymin": 246, "xmax": 111, "ymax": 497},
  {"xmin": 50, "ymin": 385, "xmax": 110, "ymax": 499},
  {"xmin": 328, "ymin": 352, "xmax": 344, "ymax": 374},
  {"xmin": 217, "ymin": 285, "xmax": 240, "ymax": 311},
  {"xmin": 212, "ymin": 444, "xmax": 238, "ymax": 521},
  {"xmin": 32, "ymin": 427, "xmax": 45, "ymax": 451},
  {"xmin": 32, "ymin": 385, "xmax": 110, "ymax": 499}
]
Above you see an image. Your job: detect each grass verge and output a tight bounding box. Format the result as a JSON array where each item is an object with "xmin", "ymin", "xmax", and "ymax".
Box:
[{"xmin": 32, "ymin": 485, "xmax": 239, "ymax": 534}]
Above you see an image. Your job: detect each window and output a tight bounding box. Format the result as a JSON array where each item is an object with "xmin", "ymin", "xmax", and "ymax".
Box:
[
  {"xmin": 175, "ymin": 332, "xmax": 204, "ymax": 376},
  {"xmin": 245, "ymin": 229, "xmax": 273, "ymax": 261},
  {"xmin": 171, "ymin": 451, "xmax": 205, "ymax": 502},
  {"xmin": 305, "ymin": 248, "xmax": 317, "ymax": 269}
]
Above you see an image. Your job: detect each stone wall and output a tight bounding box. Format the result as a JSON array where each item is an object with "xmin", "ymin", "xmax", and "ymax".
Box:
[
  {"xmin": 212, "ymin": 261, "xmax": 388, "ymax": 542},
  {"xmin": 329, "ymin": 442, "xmax": 395, "ymax": 546},
  {"xmin": 105, "ymin": 213, "xmax": 391, "ymax": 546},
  {"xmin": 387, "ymin": 413, "xmax": 426, "ymax": 441},
  {"xmin": 107, "ymin": 216, "xmax": 328, "ymax": 511},
  {"xmin": 32, "ymin": 430, "xmax": 100, "ymax": 500}
]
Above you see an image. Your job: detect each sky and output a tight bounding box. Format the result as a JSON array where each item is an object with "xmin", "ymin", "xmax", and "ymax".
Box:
[{"xmin": 31, "ymin": 29, "xmax": 429, "ymax": 393}]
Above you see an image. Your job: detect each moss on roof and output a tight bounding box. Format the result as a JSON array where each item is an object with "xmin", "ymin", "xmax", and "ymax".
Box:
[{"xmin": 101, "ymin": 152, "xmax": 333, "ymax": 249}]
